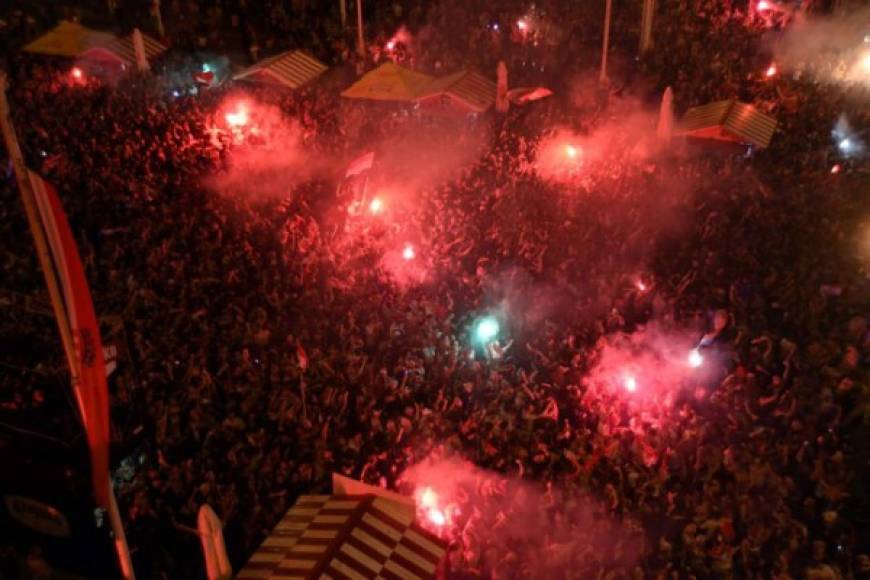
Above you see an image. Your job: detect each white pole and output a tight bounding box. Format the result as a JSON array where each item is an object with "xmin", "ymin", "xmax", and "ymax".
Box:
[
  {"xmin": 600, "ymin": 0, "xmax": 612, "ymax": 83},
  {"xmin": 132, "ymin": 29, "xmax": 150, "ymax": 72},
  {"xmin": 0, "ymin": 74, "xmax": 78, "ymax": 390},
  {"xmin": 0, "ymin": 72, "xmax": 136, "ymax": 580},
  {"xmin": 356, "ymin": 0, "xmax": 365, "ymax": 57}
]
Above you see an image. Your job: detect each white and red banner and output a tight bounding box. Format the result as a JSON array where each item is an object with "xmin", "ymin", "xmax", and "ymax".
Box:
[
  {"xmin": 194, "ymin": 70, "xmax": 216, "ymax": 86},
  {"xmin": 103, "ymin": 344, "xmax": 118, "ymax": 378},
  {"xmin": 507, "ymin": 86, "xmax": 553, "ymax": 104},
  {"xmin": 344, "ymin": 151, "xmax": 374, "ymax": 178},
  {"xmin": 29, "ymin": 171, "xmax": 111, "ymax": 509}
]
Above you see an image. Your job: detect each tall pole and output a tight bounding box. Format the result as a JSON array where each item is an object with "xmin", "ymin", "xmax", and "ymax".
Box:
[
  {"xmin": 0, "ymin": 73, "xmax": 136, "ymax": 580},
  {"xmin": 356, "ymin": 0, "xmax": 365, "ymax": 57},
  {"xmin": 639, "ymin": 0, "xmax": 655, "ymax": 54},
  {"xmin": 599, "ymin": 0, "xmax": 612, "ymax": 83},
  {"xmin": 0, "ymin": 74, "xmax": 78, "ymax": 394},
  {"xmin": 340, "ymin": 0, "xmax": 347, "ymax": 29},
  {"xmin": 108, "ymin": 476, "xmax": 136, "ymax": 580},
  {"xmin": 152, "ymin": 0, "xmax": 165, "ymax": 39}
]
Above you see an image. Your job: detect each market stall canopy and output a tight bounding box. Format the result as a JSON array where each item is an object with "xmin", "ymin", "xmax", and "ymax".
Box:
[
  {"xmin": 415, "ymin": 70, "xmax": 496, "ymax": 113},
  {"xmin": 675, "ymin": 99, "xmax": 777, "ymax": 149},
  {"xmin": 236, "ymin": 493, "xmax": 447, "ymax": 580},
  {"xmin": 233, "ymin": 50, "xmax": 328, "ymax": 90},
  {"xmin": 341, "ymin": 62, "xmax": 434, "ymax": 102},
  {"xmin": 23, "ymin": 21, "xmax": 167, "ymax": 67},
  {"xmin": 23, "ymin": 21, "xmax": 114, "ymax": 58},
  {"xmin": 81, "ymin": 31, "xmax": 167, "ymax": 67}
]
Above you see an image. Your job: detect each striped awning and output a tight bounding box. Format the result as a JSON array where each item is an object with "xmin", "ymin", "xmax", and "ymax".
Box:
[
  {"xmin": 26, "ymin": 22, "xmax": 167, "ymax": 66},
  {"xmin": 234, "ymin": 51, "xmax": 328, "ymax": 90},
  {"xmin": 416, "ymin": 70, "xmax": 496, "ymax": 113},
  {"xmin": 81, "ymin": 32, "xmax": 167, "ymax": 66},
  {"xmin": 676, "ymin": 99, "xmax": 777, "ymax": 149},
  {"xmin": 237, "ymin": 494, "xmax": 447, "ymax": 580}
]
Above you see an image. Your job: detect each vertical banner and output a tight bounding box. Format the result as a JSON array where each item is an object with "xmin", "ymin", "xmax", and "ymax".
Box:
[{"xmin": 29, "ymin": 171, "xmax": 111, "ymax": 509}]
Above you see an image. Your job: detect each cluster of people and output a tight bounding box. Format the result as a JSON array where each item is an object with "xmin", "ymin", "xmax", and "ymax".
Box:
[{"xmin": 1, "ymin": 0, "xmax": 869, "ymax": 578}]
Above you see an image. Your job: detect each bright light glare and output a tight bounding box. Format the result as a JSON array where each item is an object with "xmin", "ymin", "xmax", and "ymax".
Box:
[
  {"xmin": 475, "ymin": 317, "xmax": 500, "ymax": 343},
  {"xmin": 369, "ymin": 198, "xmax": 383, "ymax": 214},
  {"xmin": 517, "ymin": 19, "xmax": 528, "ymax": 31},
  {"xmin": 427, "ymin": 509, "xmax": 446, "ymax": 527},
  {"xmin": 688, "ymin": 349, "xmax": 704, "ymax": 368},
  {"xmin": 402, "ymin": 245, "xmax": 416, "ymax": 260},
  {"xmin": 565, "ymin": 144, "xmax": 578, "ymax": 158},
  {"xmin": 860, "ymin": 52, "xmax": 870, "ymax": 72},
  {"xmin": 757, "ymin": 0, "xmax": 770, "ymax": 11},
  {"xmin": 830, "ymin": 164, "xmax": 841, "ymax": 174},
  {"xmin": 765, "ymin": 64, "xmax": 777, "ymax": 77},
  {"xmin": 636, "ymin": 280, "xmax": 647, "ymax": 292},
  {"xmin": 420, "ymin": 487, "xmax": 438, "ymax": 508},
  {"xmin": 225, "ymin": 108, "xmax": 248, "ymax": 127},
  {"xmin": 386, "ymin": 40, "xmax": 396, "ymax": 50},
  {"xmin": 623, "ymin": 376, "xmax": 637, "ymax": 393},
  {"xmin": 839, "ymin": 138, "xmax": 852, "ymax": 152},
  {"xmin": 71, "ymin": 67, "xmax": 83, "ymax": 79}
]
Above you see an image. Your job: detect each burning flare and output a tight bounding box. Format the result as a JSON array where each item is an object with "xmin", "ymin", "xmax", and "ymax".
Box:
[
  {"xmin": 688, "ymin": 349, "xmax": 703, "ymax": 368},
  {"xmin": 225, "ymin": 108, "xmax": 248, "ymax": 127}
]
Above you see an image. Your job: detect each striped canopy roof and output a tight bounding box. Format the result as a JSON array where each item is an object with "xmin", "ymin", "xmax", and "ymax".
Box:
[
  {"xmin": 24, "ymin": 21, "xmax": 167, "ymax": 65},
  {"xmin": 81, "ymin": 31, "xmax": 167, "ymax": 66},
  {"xmin": 237, "ymin": 494, "xmax": 447, "ymax": 580},
  {"xmin": 676, "ymin": 99, "xmax": 777, "ymax": 149},
  {"xmin": 234, "ymin": 51, "xmax": 328, "ymax": 90},
  {"xmin": 416, "ymin": 70, "xmax": 496, "ymax": 113}
]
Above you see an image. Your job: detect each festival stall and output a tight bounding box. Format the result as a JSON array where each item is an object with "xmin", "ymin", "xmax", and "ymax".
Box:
[
  {"xmin": 23, "ymin": 21, "xmax": 167, "ymax": 72},
  {"xmin": 236, "ymin": 476, "xmax": 446, "ymax": 580},
  {"xmin": 341, "ymin": 62, "xmax": 434, "ymax": 103},
  {"xmin": 233, "ymin": 51, "xmax": 328, "ymax": 90},
  {"xmin": 23, "ymin": 21, "xmax": 111, "ymax": 59},
  {"xmin": 675, "ymin": 99, "xmax": 778, "ymax": 149},
  {"xmin": 414, "ymin": 70, "xmax": 496, "ymax": 114},
  {"xmin": 80, "ymin": 31, "xmax": 167, "ymax": 70}
]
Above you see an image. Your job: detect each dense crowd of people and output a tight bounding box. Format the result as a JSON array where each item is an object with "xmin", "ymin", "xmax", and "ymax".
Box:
[{"xmin": 1, "ymin": 0, "xmax": 869, "ymax": 578}]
